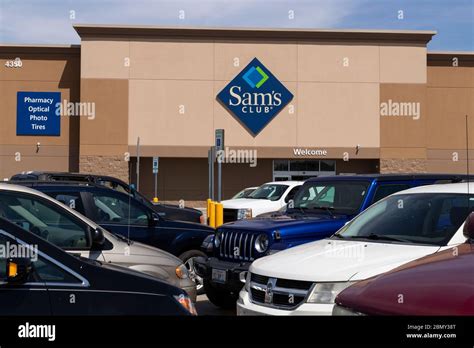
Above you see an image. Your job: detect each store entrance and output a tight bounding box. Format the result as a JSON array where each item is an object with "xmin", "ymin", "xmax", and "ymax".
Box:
[
  {"xmin": 274, "ymin": 175, "xmax": 291, "ymax": 181},
  {"xmin": 273, "ymin": 159, "xmax": 336, "ymax": 181}
]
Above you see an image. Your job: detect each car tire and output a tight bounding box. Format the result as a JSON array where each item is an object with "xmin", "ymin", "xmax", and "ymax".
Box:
[
  {"xmin": 203, "ymin": 280, "xmax": 239, "ymax": 309},
  {"xmin": 179, "ymin": 250, "xmax": 207, "ymax": 295}
]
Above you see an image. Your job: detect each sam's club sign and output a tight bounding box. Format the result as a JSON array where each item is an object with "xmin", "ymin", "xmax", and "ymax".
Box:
[
  {"xmin": 217, "ymin": 58, "xmax": 293, "ymax": 136},
  {"xmin": 17, "ymin": 91, "xmax": 61, "ymax": 136}
]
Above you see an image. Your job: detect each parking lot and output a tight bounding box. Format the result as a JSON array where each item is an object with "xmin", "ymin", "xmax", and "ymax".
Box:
[{"xmin": 196, "ymin": 295, "xmax": 235, "ymax": 316}]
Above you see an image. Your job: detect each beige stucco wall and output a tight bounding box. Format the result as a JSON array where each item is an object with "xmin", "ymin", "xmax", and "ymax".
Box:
[
  {"xmin": 0, "ymin": 47, "xmax": 80, "ymax": 180},
  {"xmin": 79, "ymin": 39, "xmax": 428, "ymax": 156},
  {"xmin": 425, "ymin": 64, "xmax": 474, "ymax": 173},
  {"xmin": 4, "ymin": 28, "xmax": 473, "ymax": 200},
  {"xmin": 379, "ymin": 60, "xmax": 474, "ymax": 174}
]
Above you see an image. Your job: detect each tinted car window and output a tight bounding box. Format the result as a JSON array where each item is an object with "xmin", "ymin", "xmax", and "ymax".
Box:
[
  {"xmin": 248, "ymin": 184, "xmax": 289, "ymax": 201},
  {"xmin": 292, "ymin": 181, "xmax": 369, "ymax": 215},
  {"xmin": 285, "ymin": 186, "xmax": 301, "ymax": 203},
  {"xmin": 34, "ymin": 257, "xmax": 81, "ymax": 284},
  {"xmin": 337, "ymin": 193, "xmax": 474, "ymax": 246},
  {"xmin": 91, "ymin": 191, "xmax": 150, "ymax": 226},
  {"xmin": 0, "ymin": 234, "xmax": 10, "ymax": 280},
  {"xmin": 96, "ymin": 180, "xmax": 129, "ymax": 194},
  {"xmin": 232, "ymin": 188, "xmax": 256, "ymax": 199},
  {"xmin": 0, "ymin": 234, "xmax": 35, "ymax": 282},
  {"xmin": 372, "ymin": 184, "xmax": 410, "ymax": 203},
  {"xmin": 50, "ymin": 193, "xmax": 85, "ymax": 215},
  {"xmin": 0, "ymin": 192, "xmax": 90, "ymax": 249}
]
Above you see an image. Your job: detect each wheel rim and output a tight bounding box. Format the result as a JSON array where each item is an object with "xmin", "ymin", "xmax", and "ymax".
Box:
[{"xmin": 184, "ymin": 257, "xmax": 203, "ymax": 291}]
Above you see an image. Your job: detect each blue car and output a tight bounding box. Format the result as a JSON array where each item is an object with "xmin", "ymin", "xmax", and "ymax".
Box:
[{"xmin": 195, "ymin": 174, "xmax": 471, "ymax": 308}]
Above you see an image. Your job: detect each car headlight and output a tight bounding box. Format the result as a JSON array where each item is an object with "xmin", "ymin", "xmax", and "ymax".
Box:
[
  {"xmin": 201, "ymin": 234, "xmax": 215, "ymax": 252},
  {"xmin": 332, "ymin": 304, "xmax": 366, "ymax": 316},
  {"xmin": 306, "ymin": 282, "xmax": 355, "ymax": 304},
  {"xmin": 254, "ymin": 234, "xmax": 269, "ymax": 253},
  {"xmin": 244, "ymin": 271, "xmax": 251, "ymax": 292},
  {"xmin": 237, "ymin": 208, "xmax": 252, "ymax": 220},
  {"xmin": 174, "ymin": 294, "xmax": 197, "ymax": 315},
  {"xmin": 175, "ymin": 264, "xmax": 189, "ymax": 279}
]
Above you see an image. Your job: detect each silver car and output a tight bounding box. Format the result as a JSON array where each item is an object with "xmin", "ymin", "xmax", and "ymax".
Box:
[{"xmin": 0, "ymin": 183, "xmax": 196, "ymax": 301}]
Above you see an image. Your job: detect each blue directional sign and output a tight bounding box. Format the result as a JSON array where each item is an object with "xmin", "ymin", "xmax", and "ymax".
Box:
[
  {"xmin": 17, "ymin": 91, "xmax": 61, "ymax": 136},
  {"xmin": 153, "ymin": 157, "xmax": 159, "ymax": 174}
]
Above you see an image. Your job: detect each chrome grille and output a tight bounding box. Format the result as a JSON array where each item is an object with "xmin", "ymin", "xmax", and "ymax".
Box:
[
  {"xmin": 219, "ymin": 230, "xmax": 256, "ymax": 261},
  {"xmin": 251, "ymin": 273, "xmax": 269, "ymax": 284},
  {"xmin": 249, "ymin": 273, "xmax": 314, "ymax": 310}
]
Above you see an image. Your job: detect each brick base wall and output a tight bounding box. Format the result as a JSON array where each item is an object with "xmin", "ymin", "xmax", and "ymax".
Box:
[
  {"xmin": 79, "ymin": 155, "xmax": 129, "ymax": 182},
  {"xmin": 380, "ymin": 158, "xmax": 427, "ymax": 173}
]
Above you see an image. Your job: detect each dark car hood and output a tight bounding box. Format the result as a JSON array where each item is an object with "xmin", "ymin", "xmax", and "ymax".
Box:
[
  {"xmin": 219, "ymin": 212, "xmax": 350, "ymax": 238},
  {"xmin": 153, "ymin": 203, "xmax": 202, "ymax": 214},
  {"xmin": 161, "ymin": 218, "xmax": 214, "ymax": 232}
]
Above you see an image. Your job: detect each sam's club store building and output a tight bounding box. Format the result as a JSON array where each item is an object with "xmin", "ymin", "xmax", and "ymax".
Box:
[{"xmin": 1, "ymin": 25, "xmax": 473, "ymax": 203}]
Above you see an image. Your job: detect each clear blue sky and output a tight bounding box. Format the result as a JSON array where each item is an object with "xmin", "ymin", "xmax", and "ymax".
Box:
[{"xmin": 0, "ymin": 0, "xmax": 473, "ymax": 51}]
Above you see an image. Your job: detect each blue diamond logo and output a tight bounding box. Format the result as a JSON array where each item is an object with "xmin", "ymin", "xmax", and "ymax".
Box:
[{"xmin": 217, "ymin": 58, "xmax": 293, "ymax": 136}]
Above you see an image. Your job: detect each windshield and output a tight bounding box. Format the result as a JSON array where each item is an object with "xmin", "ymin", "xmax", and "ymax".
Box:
[
  {"xmin": 290, "ymin": 181, "xmax": 369, "ymax": 215},
  {"xmin": 232, "ymin": 188, "xmax": 256, "ymax": 199},
  {"xmin": 248, "ymin": 184, "xmax": 289, "ymax": 201},
  {"xmin": 334, "ymin": 193, "xmax": 474, "ymax": 246}
]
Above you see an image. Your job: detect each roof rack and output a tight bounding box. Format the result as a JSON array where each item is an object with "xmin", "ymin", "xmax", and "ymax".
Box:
[{"xmin": 7, "ymin": 180, "xmax": 100, "ymax": 187}]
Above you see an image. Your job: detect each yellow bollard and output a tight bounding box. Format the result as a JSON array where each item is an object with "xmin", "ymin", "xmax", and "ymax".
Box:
[
  {"xmin": 209, "ymin": 201, "xmax": 216, "ymax": 228},
  {"xmin": 215, "ymin": 203, "xmax": 224, "ymax": 228},
  {"xmin": 206, "ymin": 198, "xmax": 212, "ymax": 225}
]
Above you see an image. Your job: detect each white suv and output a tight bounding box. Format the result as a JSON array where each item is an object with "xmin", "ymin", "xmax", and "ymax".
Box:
[
  {"xmin": 237, "ymin": 183, "xmax": 471, "ymax": 315},
  {"xmin": 221, "ymin": 181, "xmax": 303, "ymax": 223}
]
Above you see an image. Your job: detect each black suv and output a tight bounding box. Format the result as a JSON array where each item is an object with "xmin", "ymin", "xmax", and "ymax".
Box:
[
  {"xmin": 12, "ymin": 181, "xmax": 214, "ymax": 293},
  {"xmin": 0, "ymin": 217, "xmax": 196, "ymax": 315},
  {"xmin": 10, "ymin": 172, "xmax": 204, "ymax": 223}
]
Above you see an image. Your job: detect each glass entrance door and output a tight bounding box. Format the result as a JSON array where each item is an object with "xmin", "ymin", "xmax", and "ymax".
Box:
[{"xmin": 273, "ymin": 159, "xmax": 336, "ymax": 181}]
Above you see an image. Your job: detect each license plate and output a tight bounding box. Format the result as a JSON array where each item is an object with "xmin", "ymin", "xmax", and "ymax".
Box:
[{"xmin": 212, "ymin": 269, "xmax": 227, "ymax": 283}]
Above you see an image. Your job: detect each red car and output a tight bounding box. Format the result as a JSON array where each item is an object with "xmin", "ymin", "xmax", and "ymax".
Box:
[{"xmin": 333, "ymin": 213, "xmax": 474, "ymax": 316}]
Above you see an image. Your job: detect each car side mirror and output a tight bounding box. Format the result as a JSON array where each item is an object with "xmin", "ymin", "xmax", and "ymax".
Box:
[
  {"xmin": 463, "ymin": 212, "xmax": 474, "ymax": 241},
  {"xmin": 90, "ymin": 227, "xmax": 105, "ymax": 248},
  {"xmin": 149, "ymin": 214, "xmax": 160, "ymax": 227},
  {"xmin": 6, "ymin": 258, "xmax": 32, "ymax": 284}
]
